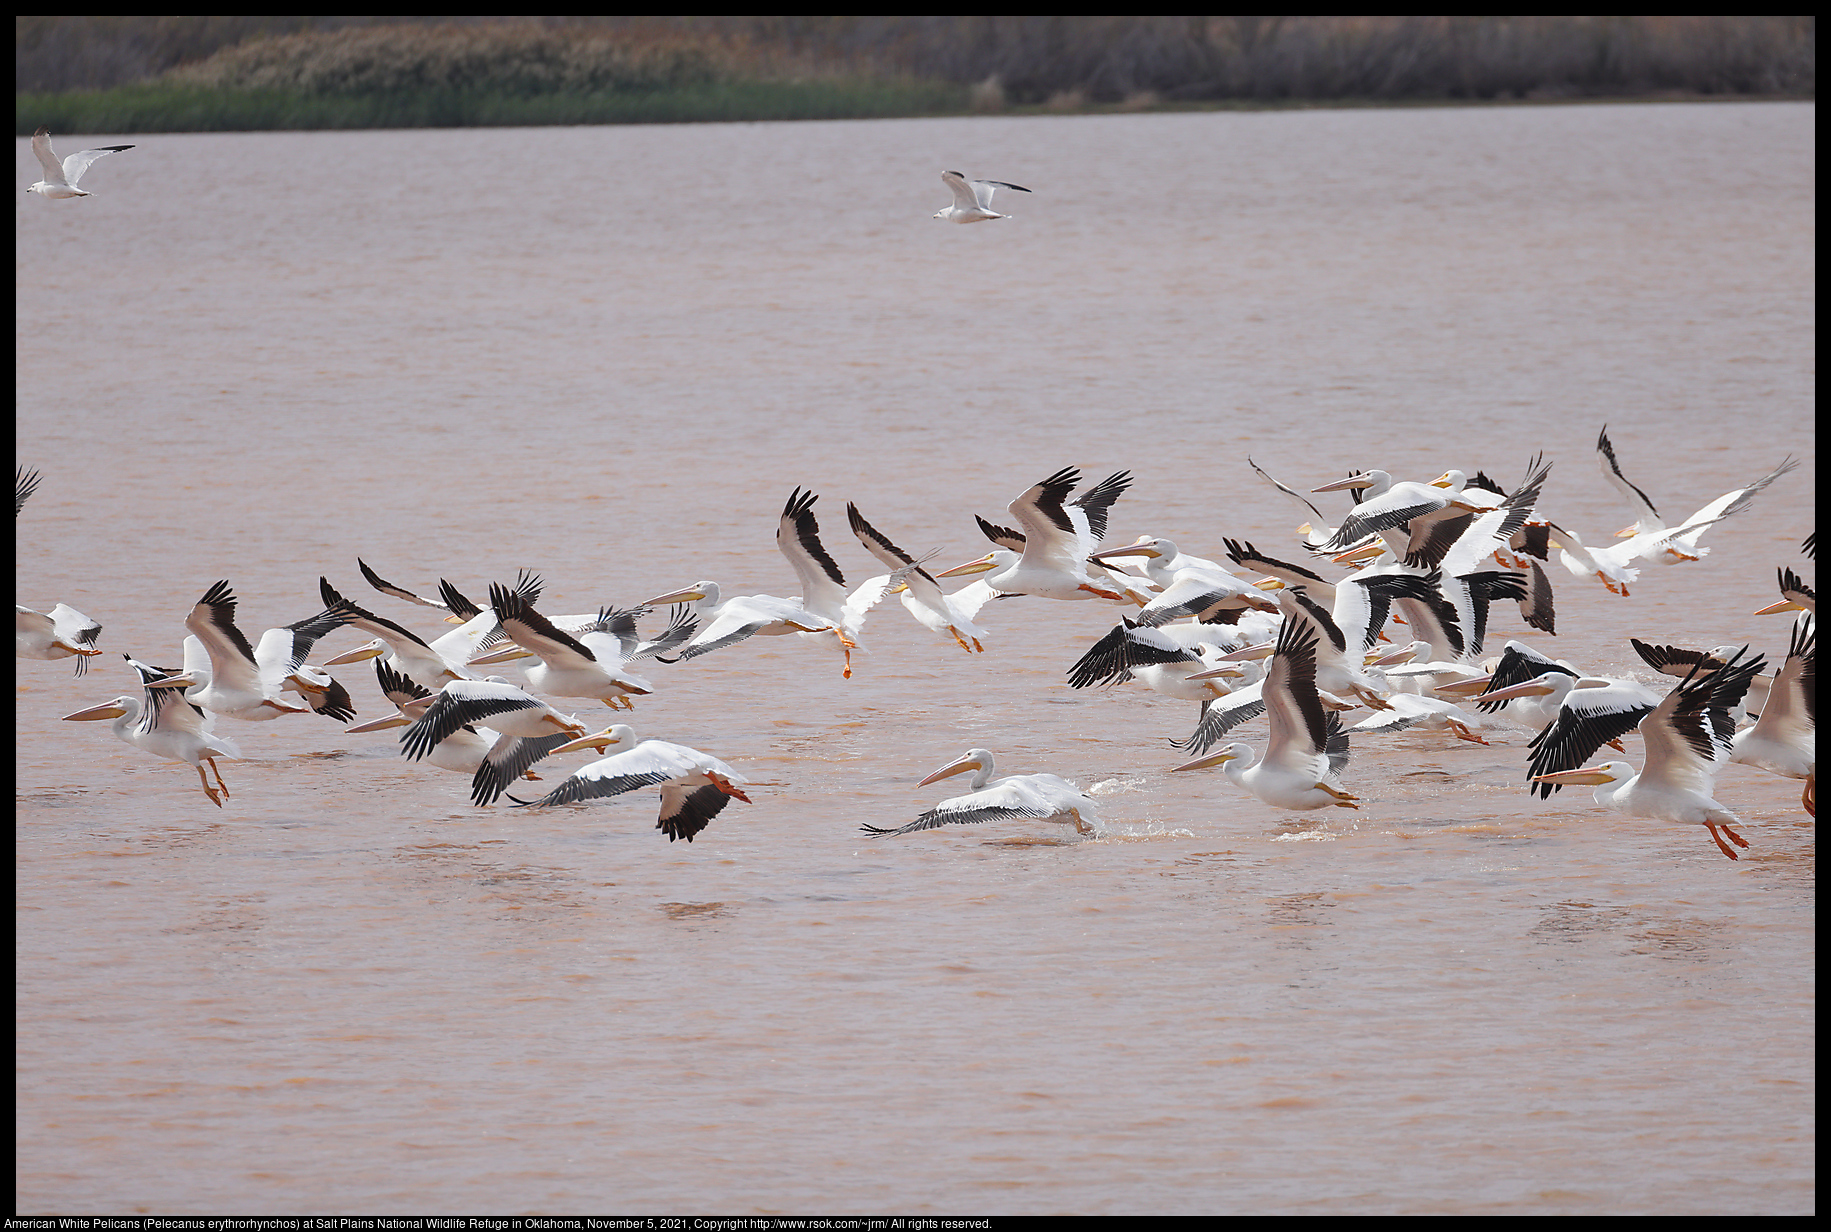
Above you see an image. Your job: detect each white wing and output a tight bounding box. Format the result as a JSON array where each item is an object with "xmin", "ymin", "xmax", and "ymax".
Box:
[
  {"xmin": 942, "ymin": 170, "xmax": 980, "ymax": 211},
  {"xmin": 972, "ymin": 178, "xmax": 1029, "ymax": 208},
  {"xmin": 31, "ymin": 129, "xmax": 65, "ymax": 183},
  {"xmin": 60, "ymin": 146, "xmax": 127, "ymax": 188}
]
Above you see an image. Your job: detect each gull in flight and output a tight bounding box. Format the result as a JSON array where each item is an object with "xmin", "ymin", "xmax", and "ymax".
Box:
[
  {"xmin": 934, "ymin": 170, "xmax": 1031, "ymax": 223},
  {"xmin": 28, "ymin": 128, "xmax": 134, "ymax": 199}
]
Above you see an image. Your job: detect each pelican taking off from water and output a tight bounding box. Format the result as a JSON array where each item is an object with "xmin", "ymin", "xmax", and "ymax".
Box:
[
  {"xmin": 1171, "ymin": 617, "xmax": 1360, "ymax": 811},
  {"xmin": 512, "ymin": 724, "xmax": 752, "ymax": 842},
  {"xmin": 1532, "ymin": 647, "xmax": 1767, "ymax": 860},
  {"xmin": 863, "ymin": 747, "xmax": 1104, "ymax": 838},
  {"xmin": 62, "ymin": 657, "xmax": 238, "ymax": 806}
]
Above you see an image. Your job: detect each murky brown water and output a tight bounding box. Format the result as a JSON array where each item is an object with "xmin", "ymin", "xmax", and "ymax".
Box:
[{"xmin": 16, "ymin": 103, "xmax": 1814, "ymax": 1214}]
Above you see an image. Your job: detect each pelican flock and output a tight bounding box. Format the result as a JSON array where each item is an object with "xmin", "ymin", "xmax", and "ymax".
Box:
[{"xmin": 23, "ymin": 404, "xmax": 1814, "ymax": 860}]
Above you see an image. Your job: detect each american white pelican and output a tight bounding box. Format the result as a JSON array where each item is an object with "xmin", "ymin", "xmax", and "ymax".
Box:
[
  {"xmin": 845, "ymin": 502, "xmax": 989, "ymax": 652},
  {"xmin": 1065, "ymin": 617, "xmax": 1250, "ymax": 703},
  {"xmin": 180, "ymin": 581, "xmax": 324, "ymax": 722},
  {"xmin": 1523, "ymin": 640, "xmax": 1765, "ymax": 800},
  {"xmin": 512, "ymin": 724, "xmax": 752, "ymax": 842},
  {"xmin": 644, "ymin": 580, "xmax": 841, "ymax": 664},
  {"xmin": 933, "ymin": 169, "xmax": 1031, "ymax": 223},
  {"xmin": 1542, "ymin": 522, "xmax": 1643, "ymax": 596},
  {"xmin": 1129, "ymin": 567, "xmax": 1281, "ymax": 627},
  {"xmin": 1754, "ymin": 566, "xmax": 1814, "ymax": 616},
  {"xmin": 486, "ymin": 583, "xmax": 664, "ymax": 708},
  {"xmin": 1223, "ymin": 537, "xmax": 1439, "ymax": 655},
  {"xmin": 778, "ymin": 488, "xmax": 912, "ymax": 677},
  {"xmin": 862, "ymin": 747, "xmax": 1103, "ymax": 838},
  {"xmin": 318, "ymin": 577, "xmax": 477, "ymax": 691},
  {"xmin": 1597, "ymin": 425, "xmax": 1800, "ymax": 563},
  {"xmin": 1087, "ymin": 537, "xmax": 1235, "ymax": 588},
  {"xmin": 398, "ymin": 678, "xmax": 588, "ymax": 807},
  {"xmin": 63, "ymin": 657, "xmax": 239, "ymax": 806},
  {"xmin": 1433, "ymin": 455, "xmax": 1552, "ymax": 655},
  {"xmin": 238, "ymin": 596, "xmax": 362, "ymax": 722},
  {"xmin": 1349, "ymin": 694, "xmax": 1490, "ymax": 744},
  {"xmin": 1728, "ymin": 616, "xmax": 1815, "ymax": 814},
  {"xmin": 1170, "ymin": 619, "xmax": 1359, "ymax": 811},
  {"xmin": 936, "ymin": 468, "xmax": 1133, "ymax": 602},
  {"xmin": 1532, "ymin": 648, "xmax": 1767, "ymax": 860},
  {"xmin": 27, "ymin": 128, "xmax": 134, "ymax": 198},
  {"xmin": 1315, "ymin": 470, "xmax": 1486, "ymax": 566},
  {"xmin": 17, "ymin": 602, "xmax": 104, "ymax": 675},
  {"xmin": 1554, "ymin": 439, "xmax": 1799, "ymax": 594},
  {"xmin": 1474, "ymin": 641, "xmax": 1583, "ymax": 731},
  {"xmin": 16, "ymin": 467, "xmax": 104, "ymax": 675}
]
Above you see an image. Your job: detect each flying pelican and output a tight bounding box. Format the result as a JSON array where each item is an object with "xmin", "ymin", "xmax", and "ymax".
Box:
[
  {"xmin": 398, "ymin": 678, "xmax": 588, "ymax": 807},
  {"xmin": 16, "ymin": 467, "xmax": 104, "ymax": 675},
  {"xmin": 1223, "ymin": 536, "xmax": 1442, "ymax": 654},
  {"xmin": 17, "ymin": 602, "xmax": 104, "ymax": 675},
  {"xmin": 1474, "ymin": 642, "xmax": 1584, "ymax": 731},
  {"xmin": 1315, "ymin": 470, "xmax": 1486, "ymax": 565},
  {"xmin": 777, "ymin": 488, "xmax": 913, "ymax": 677},
  {"xmin": 484, "ymin": 583, "xmax": 667, "ymax": 708},
  {"xmin": 1349, "ymin": 693, "xmax": 1490, "ymax": 744},
  {"xmin": 62, "ymin": 657, "xmax": 238, "ymax": 806},
  {"xmin": 180, "ymin": 581, "xmax": 340, "ymax": 722},
  {"xmin": 1065, "ymin": 617, "xmax": 1253, "ymax": 703},
  {"xmin": 1086, "ymin": 537, "xmax": 1235, "ymax": 588},
  {"xmin": 845, "ymin": 502, "xmax": 989, "ymax": 652},
  {"xmin": 644, "ymin": 580, "xmax": 842, "ymax": 664},
  {"xmin": 318, "ymin": 577, "xmax": 478, "ymax": 691},
  {"xmin": 1541, "ymin": 522, "xmax": 1644, "ymax": 596},
  {"xmin": 937, "ymin": 468, "xmax": 1134, "ymax": 602},
  {"xmin": 1119, "ymin": 563, "xmax": 1280, "ymax": 628},
  {"xmin": 511, "ymin": 724, "xmax": 751, "ymax": 842},
  {"xmin": 27, "ymin": 127, "xmax": 134, "ymax": 198},
  {"xmin": 862, "ymin": 747, "xmax": 1103, "ymax": 838},
  {"xmin": 1532, "ymin": 648, "xmax": 1767, "ymax": 860},
  {"xmin": 1596, "ymin": 425, "xmax": 1800, "ymax": 565},
  {"xmin": 1170, "ymin": 618, "xmax": 1360, "ymax": 811},
  {"xmin": 933, "ymin": 170, "xmax": 1031, "ymax": 223},
  {"xmin": 1728, "ymin": 616, "xmax": 1814, "ymax": 814}
]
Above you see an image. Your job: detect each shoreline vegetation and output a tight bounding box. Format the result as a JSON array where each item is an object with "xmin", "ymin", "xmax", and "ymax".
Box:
[{"xmin": 16, "ymin": 16, "xmax": 1815, "ymax": 135}]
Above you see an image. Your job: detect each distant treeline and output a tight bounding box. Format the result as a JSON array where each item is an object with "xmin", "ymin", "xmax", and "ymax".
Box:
[{"xmin": 16, "ymin": 16, "xmax": 1816, "ymax": 133}]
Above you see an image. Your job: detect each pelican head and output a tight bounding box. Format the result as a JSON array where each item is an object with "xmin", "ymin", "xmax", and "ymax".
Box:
[
  {"xmin": 644, "ymin": 581, "xmax": 716, "ymax": 607},
  {"xmin": 1088, "ymin": 537, "xmax": 1171, "ymax": 563},
  {"xmin": 552, "ymin": 723, "xmax": 637, "ymax": 757},
  {"xmin": 345, "ymin": 712, "xmax": 411, "ymax": 734},
  {"xmin": 1312, "ymin": 471, "xmax": 1388, "ymax": 494},
  {"xmin": 934, "ymin": 553, "xmax": 1000, "ymax": 579},
  {"xmin": 1170, "ymin": 744, "xmax": 1247, "ymax": 773},
  {"xmin": 919, "ymin": 748, "xmax": 995, "ymax": 788},
  {"xmin": 1533, "ymin": 762, "xmax": 1631, "ymax": 788},
  {"xmin": 323, "ymin": 638, "xmax": 387, "ymax": 667},
  {"xmin": 62, "ymin": 698, "xmax": 134, "ymax": 723}
]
